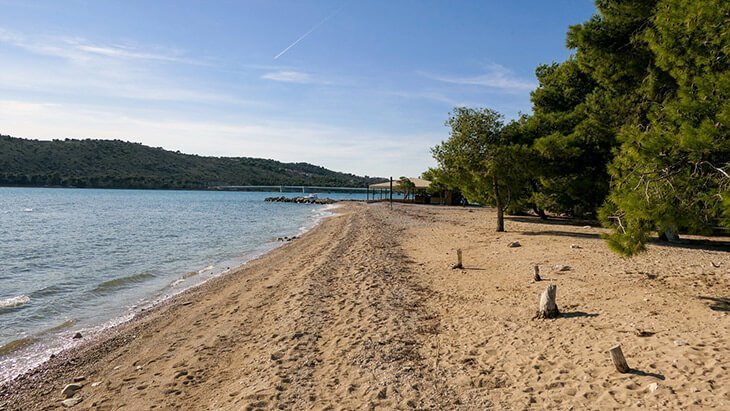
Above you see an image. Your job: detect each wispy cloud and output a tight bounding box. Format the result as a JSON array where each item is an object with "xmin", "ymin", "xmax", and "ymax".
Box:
[
  {"xmin": 386, "ymin": 90, "xmax": 472, "ymax": 107},
  {"xmin": 261, "ymin": 70, "xmax": 335, "ymax": 86},
  {"xmin": 424, "ymin": 63, "xmax": 536, "ymax": 93},
  {"xmin": 0, "ymin": 28, "xmax": 253, "ymax": 106},
  {"xmin": 0, "ymin": 28, "xmax": 201, "ymax": 65},
  {"xmin": 261, "ymin": 70, "xmax": 314, "ymax": 84}
]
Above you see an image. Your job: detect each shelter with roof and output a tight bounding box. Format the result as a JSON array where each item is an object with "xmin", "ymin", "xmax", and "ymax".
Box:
[{"xmin": 367, "ymin": 177, "xmax": 432, "ymax": 203}]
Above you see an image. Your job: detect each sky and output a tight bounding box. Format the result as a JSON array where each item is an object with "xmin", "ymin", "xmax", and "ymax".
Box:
[{"xmin": 0, "ymin": 0, "xmax": 597, "ymax": 178}]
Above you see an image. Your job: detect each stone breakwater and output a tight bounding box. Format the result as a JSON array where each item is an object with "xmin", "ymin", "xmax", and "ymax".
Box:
[{"xmin": 264, "ymin": 196, "xmax": 337, "ymax": 205}]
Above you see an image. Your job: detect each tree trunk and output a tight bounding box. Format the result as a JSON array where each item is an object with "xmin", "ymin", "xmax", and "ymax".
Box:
[
  {"xmin": 659, "ymin": 225, "xmax": 680, "ymax": 242},
  {"xmin": 493, "ymin": 175, "xmax": 505, "ymax": 232},
  {"xmin": 531, "ymin": 204, "xmax": 548, "ymax": 220}
]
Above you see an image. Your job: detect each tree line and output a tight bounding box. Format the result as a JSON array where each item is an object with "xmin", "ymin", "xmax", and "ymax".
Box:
[
  {"xmin": 428, "ymin": 0, "xmax": 729, "ymax": 256},
  {"xmin": 0, "ymin": 135, "xmax": 381, "ymax": 189}
]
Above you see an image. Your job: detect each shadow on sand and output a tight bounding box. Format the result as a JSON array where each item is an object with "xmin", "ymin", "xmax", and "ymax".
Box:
[
  {"xmin": 507, "ymin": 215, "xmax": 730, "ymax": 253},
  {"xmin": 558, "ymin": 311, "xmax": 599, "ymax": 319},
  {"xmin": 628, "ymin": 368, "xmax": 666, "ymax": 380},
  {"xmin": 505, "ymin": 215, "xmax": 601, "ymax": 228},
  {"xmin": 521, "ymin": 230, "xmax": 601, "ymax": 240},
  {"xmin": 698, "ymin": 296, "xmax": 730, "ymax": 312}
]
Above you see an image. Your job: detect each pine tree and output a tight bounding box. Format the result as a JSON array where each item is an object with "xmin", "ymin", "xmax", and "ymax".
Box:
[{"xmin": 601, "ymin": 0, "xmax": 730, "ymax": 254}]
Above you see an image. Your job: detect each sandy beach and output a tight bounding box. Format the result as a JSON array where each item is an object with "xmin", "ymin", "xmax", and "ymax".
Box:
[{"xmin": 1, "ymin": 202, "xmax": 728, "ymax": 410}]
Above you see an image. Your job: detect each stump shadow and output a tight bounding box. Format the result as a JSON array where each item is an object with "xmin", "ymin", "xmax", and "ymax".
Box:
[
  {"xmin": 629, "ymin": 368, "xmax": 665, "ymax": 380},
  {"xmin": 698, "ymin": 296, "xmax": 730, "ymax": 312},
  {"xmin": 559, "ymin": 311, "xmax": 599, "ymax": 318}
]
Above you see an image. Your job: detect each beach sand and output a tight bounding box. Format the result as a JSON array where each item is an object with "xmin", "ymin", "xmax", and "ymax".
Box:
[{"xmin": 1, "ymin": 202, "xmax": 728, "ymax": 409}]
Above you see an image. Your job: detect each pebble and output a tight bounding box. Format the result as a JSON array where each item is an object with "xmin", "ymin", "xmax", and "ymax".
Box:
[
  {"xmin": 91, "ymin": 381, "xmax": 102, "ymax": 387},
  {"xmin": 554, "ymin": 265, "xmax": 572, "ymax": 272},
  {"xmin": 73, "ymin": 376, "xmax": 85, "ymax": 382},
  {"xmin": 61, "ymin": 397, "xmax": 82, "ymax": 408},
  {"xmin": 570, "ymin": 244, "xmax": 582, "ymax": 249},
  {"xmin": 674, "ymin": 339, "xmax": 689, "ymax": 346},
  {"xmin": 61, "ymin": 383, "xmax": 83, "ymax": 398},
  {"xmin": 72, "ymin": 332, "xmax": 83, "ymax": 339},
  {"xmin": 648, "ymin": 382, "xmax": 659, "ymax": 393},
  {"xmin": 508, "ymin": 241, "xmax": 521, "ymax": 248}
]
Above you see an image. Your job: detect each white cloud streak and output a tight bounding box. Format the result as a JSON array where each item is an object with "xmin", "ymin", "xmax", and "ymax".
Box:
[
  {"xmin": 0, "ymin": 28, "xmax": 200, "ymax": 65},
  {"xmin": 425, "ymin": 63, "xmax": 536, "ymax": 93},
  {"xmin": 261, "ymin": 70, "xmax": 314, "ymax": 84},
  {"xmin": 0, "ymin": 28, "xmax": 254, "ymax": 106}
]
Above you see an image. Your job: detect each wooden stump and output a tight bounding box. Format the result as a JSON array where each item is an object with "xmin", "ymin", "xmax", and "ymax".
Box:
[
  {"xmin": 535, "ymin": 284, "xmax": 559, "ymax": 319},
  {"xmin": 450, "ymin": 249, "xmax": 463, "ymax": 269},
  {"xmin": 608, "ymin": 344, "xmax": 630, "ymax": 373},
  {"xmin": 533, "ymin": 265, "xmax": 541, "ymax": 281}
]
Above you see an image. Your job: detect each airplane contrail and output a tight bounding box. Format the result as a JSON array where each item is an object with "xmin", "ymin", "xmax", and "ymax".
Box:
[{"xmin": 274, "ymin": 1, "xmax": 350, "ymax": 60}]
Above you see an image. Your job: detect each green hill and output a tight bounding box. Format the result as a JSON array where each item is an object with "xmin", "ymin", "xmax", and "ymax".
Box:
[{"xmin": 0, "ymin": 135, "xmax": 381, "ymax": 189}]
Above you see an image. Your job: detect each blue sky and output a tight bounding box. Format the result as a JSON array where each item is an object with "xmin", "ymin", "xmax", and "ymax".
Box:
[{"xmin": 0, "ymin": 0, "xmax": 596, "ymax": 177}]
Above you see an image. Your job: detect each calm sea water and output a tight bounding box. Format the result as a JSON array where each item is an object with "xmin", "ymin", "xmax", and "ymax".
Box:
[{"xmin": 0, "ymin": 188, "xmax": 365, "ymax": 381}]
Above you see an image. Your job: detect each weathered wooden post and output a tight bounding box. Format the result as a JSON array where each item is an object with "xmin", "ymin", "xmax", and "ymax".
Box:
[
  {"xmin": 451, "ymin": 249, "xmax": 464, "ymax": 269},
  {"xmin": 608, "ymin": 344, "xmax": 630, "ymax": 373},
  {"xmin": 389, "ymin": 177, "xmax": 393, "ymax": 209},
  {"xmin": 535, "ymin": 284, "xmax": 559, "ymax": 319},
  {"xmin": 533, "ymin": 265, "xmax": 541, "ymax": 281}
]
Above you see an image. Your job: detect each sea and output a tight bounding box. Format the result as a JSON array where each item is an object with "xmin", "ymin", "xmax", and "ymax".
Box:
[{"xmin": 0, "ymin": 187, "xmax": 366, "ymax": 382}]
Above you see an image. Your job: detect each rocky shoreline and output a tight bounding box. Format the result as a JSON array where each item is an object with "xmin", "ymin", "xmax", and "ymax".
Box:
[{"xmin": 264, "ymin": 196, "xmax": 337, "ymax": 205}]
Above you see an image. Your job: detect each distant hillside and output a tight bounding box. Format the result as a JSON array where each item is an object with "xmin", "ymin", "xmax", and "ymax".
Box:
[{"xmin": 0, "ymin": 135, "xmax": 381, "ymax": 189}]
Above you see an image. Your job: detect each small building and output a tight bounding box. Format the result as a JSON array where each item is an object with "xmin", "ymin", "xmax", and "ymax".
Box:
[{"xmin": 368, "ymin": 177, "xmax": 431, "ymax": 203}]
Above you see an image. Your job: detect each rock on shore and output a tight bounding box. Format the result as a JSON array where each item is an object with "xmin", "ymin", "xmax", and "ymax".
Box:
[{"xmin": 264, "ymin": 196, "xmax": 337, "ymax": 205}]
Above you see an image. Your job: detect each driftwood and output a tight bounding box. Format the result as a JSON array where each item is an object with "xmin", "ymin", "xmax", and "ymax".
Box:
[
  {"xmin": 534, "ymin": 284, "xmax": 559, "ymax": 319},
  {"xmin": 533, "ymin": 265, "xmax": 541, "ymax": 281},
  {"xmin": 608, "ymin": 344, "xmax": 630, "ymax": 373}
]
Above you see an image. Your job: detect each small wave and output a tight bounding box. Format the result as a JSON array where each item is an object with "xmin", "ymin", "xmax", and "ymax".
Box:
[
  {"xmin": 92, "ymin": 272, "xmax": 156, "ymax": 295},
  {"xmin": 0, "ymin": 295, "xmax": 30, "ymax": 310},
  {"xmin": 30, "ymin": 284, "xmax": 68, "ymax": 298},
  {"xmin": 182, "ymin": 270, "xmax": 198, "ymax": 279},
  {"xmin": 172, "ymin": 265, "xmax": 215, "ymax": 287},
  {"xmin": 0, "ymin": 337, "xmax": 37, "ymax": 357},
  {"xmin": 23, "ymin": 208, "xmax": 33, "ymax": 212},
  {"xmin": 43, "ymin": 319, "xmax": 77, "ymax": 334}
]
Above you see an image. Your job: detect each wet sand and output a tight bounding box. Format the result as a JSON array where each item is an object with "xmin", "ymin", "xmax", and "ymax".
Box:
[{"xmin": 1, "ymin": 202, "xmax": 728, "ymax": 409}]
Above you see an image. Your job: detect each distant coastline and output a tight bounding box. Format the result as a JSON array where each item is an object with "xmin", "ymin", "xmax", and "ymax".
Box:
[{"xmin": 0, "ymin": 135, "xmax": 385, "ymax": 190}]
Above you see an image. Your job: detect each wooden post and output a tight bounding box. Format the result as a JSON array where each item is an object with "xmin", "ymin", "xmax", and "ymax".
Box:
[
  {"xmin": 451, "ymin": 249, "xmax": 463, "ymax": 269},
  {"xmin": 608, "ymin": 345, "xmax": 630, "ymax": 373},
  {"xmin": 533, "ymin": 265, "xmax": 541, "ymax": 281},
  {"xmin": 535, "ymin": 284, "xmax": 559, "ymax": 319},
  {"xmin": 389, "ymin": 177, "xmax": 393, "ymax": 209}
]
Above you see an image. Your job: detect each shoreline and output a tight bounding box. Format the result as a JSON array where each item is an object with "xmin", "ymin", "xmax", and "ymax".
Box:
[
  {"xmin": 0, "ymin": 202, "xmax": 339, "ymax": 384},
  {"xmin": 2, "ymin": 203, "xmax": 728, "ymax": 409}
]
